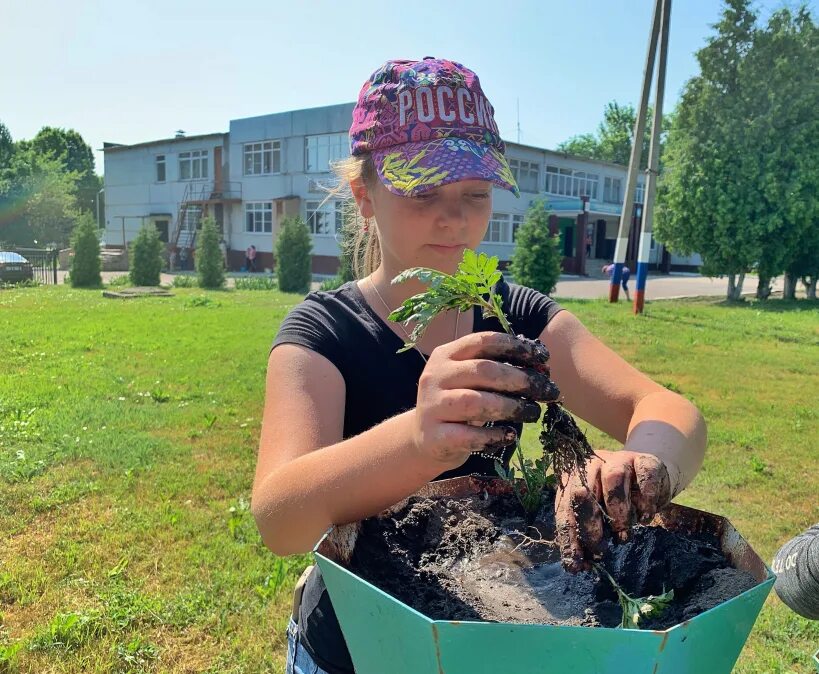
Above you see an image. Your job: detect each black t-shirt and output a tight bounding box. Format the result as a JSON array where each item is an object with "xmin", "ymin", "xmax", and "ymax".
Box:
[{"xmin": 270, "ymin": 277, "xmax": 563, "ymax": 673}]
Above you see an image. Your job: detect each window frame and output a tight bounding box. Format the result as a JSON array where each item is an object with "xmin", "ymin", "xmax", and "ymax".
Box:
[
  {"xmin": 245, "ymin": 202, "xmax": 273, "ymax": 234},
  {"xmin": 178, "ymin": 150, "xmax": 209, "ymax": 181},
  {"xmin": 304, "ymin": 133, "xmax": 349, "ymax": 174},
  {"xmin": 243, "ymin": 140, "xmax": 282, "ymax": 176},
  {"xmin": 155, "ymin": 155, "xmax": 166, "ymax": 183}
]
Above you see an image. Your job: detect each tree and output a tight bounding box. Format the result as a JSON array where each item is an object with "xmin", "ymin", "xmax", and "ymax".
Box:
[
  {"xmin": 742, "ymin": 7, "xmax": 819, "ymax": 299},
  {"xmin": 654, "ymin": 0, "xmax": 761, "ymax": 300},
  {"xmin": 27, "ymin": 127, "xmax": 101, "ymax": 214},
  {"xmin": 557, "ymin": 102, "xmax": 662, "ymax": 169},
  {"xmin": 276, "ymin": 216, "xmax": 312, "ymax": 293},
  {"xmin": 656, "ymin": 1, "xmax": 818, "ymax": 301},
  {"xmin": 69, "ymin": 212, "xmax": 102, "ymax": 287},
  {"xmin": 508, "ymin": 200, "xmax": 562, "ymax": 295},
  {"xmin": 129, "ymin": 222, "xmax": 164, "ymax": 286},
  {"xmin": 0, "ymin": 121, "xmax": 13, "ymax": 168},
  {"xmin": 196, "ymin": 216, "xmax": 225, "ymax": 289},
  {"xmin": 0, "ymin": 142, "xmax": 80, "ymax": 248}
]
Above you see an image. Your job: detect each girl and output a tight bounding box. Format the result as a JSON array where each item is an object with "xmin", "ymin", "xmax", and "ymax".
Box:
[{"xmin": 252, "ymin": 57, "xmax": 706, "ymax": 674}]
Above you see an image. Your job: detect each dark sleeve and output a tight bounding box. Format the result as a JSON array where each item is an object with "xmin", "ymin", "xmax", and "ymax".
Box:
[
  {"xmin": 270, "ymin": 296, "xmax": 347, "ymax": 371},
  {"xmin": 772, "ymin": 523, "xmax": 819, "ymax": 620},
  {"xmin": 502, "ymin": 280, "xmax": 564, "ymax": 340}
]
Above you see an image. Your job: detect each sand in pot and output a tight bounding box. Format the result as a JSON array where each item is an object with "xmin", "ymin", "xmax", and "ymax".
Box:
[{"xmin": 348, "ymin": 489, "xmax": 758, "ymax": 629}]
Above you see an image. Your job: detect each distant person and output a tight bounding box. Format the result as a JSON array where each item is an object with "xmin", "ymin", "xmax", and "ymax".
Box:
[
  {"xmin": 585, "ymin": 233, "xmax": 592, "ymax": 257},
  {"xmin": 602, "ymin": 263, "xmax": 631, "ymax": 301},
  {"xmin": 219, "ymin": 238, "xmax": 228, "ymax": 270},
  {"xmin": 772, "ymin": 523, "xmax": 819, "ymax": 620},
  {"xmin": 245, "ymin": 245, "xmax": 257, "ymax": 272}
]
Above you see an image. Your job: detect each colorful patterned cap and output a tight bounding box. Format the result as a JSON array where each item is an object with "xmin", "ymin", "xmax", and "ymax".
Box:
[{"xmin": 350, "ymin": 57, "xmax": 520, "ymax": 198}]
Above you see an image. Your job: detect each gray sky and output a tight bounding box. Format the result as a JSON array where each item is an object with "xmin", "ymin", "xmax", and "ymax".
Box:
[{"xmin": 1, "ymin": 0, "xmax": 809, "ymax": 173}]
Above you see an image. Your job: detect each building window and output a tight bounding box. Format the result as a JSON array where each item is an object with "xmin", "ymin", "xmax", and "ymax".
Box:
[
  {"xmin": 634, "ymin": 182, "xmax": 645, "ymax": 204},
  {"xmin": 156, "ymin": 155, "xmax": 166, "ymax": 182},
  {"xmin": 508, "ymin": 159, "xmax": 540, "ymax": 193},
  {"xmin": 546, "ymin": 166, "xmax": 599, "ymax": 199},
  {"xmin": 604, "ymin": 176, "xmax": 622, "ymax": 203},
  {"xmin": 179, "ymin": 150, "xmax": 209, "ymax": 180},
  {"xmin": 305, "ymin": 133, "xmax": 348, "ymax": 173},
  {"xmin": 305, "ymin": 200, "xmax": 343, "ymax": 236},
  {"xmin": 245, "ymin": 202, "xmax": 272, "ymax": 233},
  {"xmin": 483, "ymin": 213, "xmax": 510, "ymax": 243},
  {"xmin": 511, "ymin": 214, "xmax": 525, "ymax": 242},
  {"xmin": 244, "ymin": 140, "xmax": 281, "ymax": 175}
]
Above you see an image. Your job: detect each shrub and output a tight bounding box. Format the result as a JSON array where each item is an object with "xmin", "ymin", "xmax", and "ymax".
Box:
[
  {"xmin": 318, "ymin": 275, "xmax": 346, "ymax": 291},
  {"xmin": 195, "ymin": 216, "xmax": 225, "ymax": 289},
  {"xmin": 129, "ymin": 223, "xmax": 164, "ymax": 287},
  {"xmin": 275, "ymin": 216, "xmax": 312, "ymax": 293},
  {"xmin": 172, "ymin": 275, "xmax": 197, "ymax": 288},
  {"xmin": 69, "ymin": 213, "xmax": 102, "ymax": 288},
  {"xmin": 234, "ymin": 276, "xmax": 276, "ymax": 290},
  {"xmin": 508, "ymin": 200, "xmax": 562, "ymax": 295}
]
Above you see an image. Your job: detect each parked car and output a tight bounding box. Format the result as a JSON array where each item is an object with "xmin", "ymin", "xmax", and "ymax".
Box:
[{"xmin": 0, "ymin": 252, "xmax": 34, "ymax": 283}]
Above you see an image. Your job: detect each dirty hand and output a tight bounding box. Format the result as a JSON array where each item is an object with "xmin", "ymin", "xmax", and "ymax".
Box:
[
  {"xmin": 413, "ymin": 332, "xmax": 560, "ymax": 470},
  {"xmin": 556, "ymin": 450, "xmax": 673, "ymax": 572}
]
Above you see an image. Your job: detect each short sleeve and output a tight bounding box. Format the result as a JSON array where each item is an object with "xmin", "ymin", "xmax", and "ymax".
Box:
[
  {"xmin": 270, "ymin": 296, "xmax": 347, "ymax": 370},
  {"xmin": 502, "ymin": 281, "xmax": 564, "ymax": 340}
]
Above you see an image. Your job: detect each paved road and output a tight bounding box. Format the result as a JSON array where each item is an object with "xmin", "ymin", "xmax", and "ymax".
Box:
[
  {"xmin": 56, "ymin": 270, "xmax": 783, "ymax": 301},
  {"xmin": 551, "ymin": 272, "xmax": 784, "ymax": 300}
]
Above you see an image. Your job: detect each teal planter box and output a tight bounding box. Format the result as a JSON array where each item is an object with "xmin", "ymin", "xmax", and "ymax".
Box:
[{"xmin": 315, "ymin": 476, "xmax": 774, "ymax": 674}]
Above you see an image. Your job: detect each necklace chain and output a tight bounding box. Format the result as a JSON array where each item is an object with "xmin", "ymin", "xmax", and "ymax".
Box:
[{"xmin": 368, "ymin": 276, "xmax": 459, "ymax": 364}]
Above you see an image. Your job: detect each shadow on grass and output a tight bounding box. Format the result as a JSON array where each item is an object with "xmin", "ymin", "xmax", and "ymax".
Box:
[{"xmin": 714, "ymin": 298, "xmax": 817, "ymax": 313}]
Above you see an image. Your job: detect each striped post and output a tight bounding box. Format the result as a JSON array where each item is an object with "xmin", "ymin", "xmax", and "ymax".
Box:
[
  {"xmin": 610, "ymin": 0, "xmax": 662, "ymax": 302},
  {"xmin": 634, "ymin": 0, "xmax": 671, "ymax": 314}
]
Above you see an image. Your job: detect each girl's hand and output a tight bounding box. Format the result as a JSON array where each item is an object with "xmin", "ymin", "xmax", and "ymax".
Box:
[
  {"xmin": 555, "ymin": 450, "xmax": 673, "ymax": 573},
  {"xmin": 413, "ymin": 332, "xmax": 560, "ymax": 470}
]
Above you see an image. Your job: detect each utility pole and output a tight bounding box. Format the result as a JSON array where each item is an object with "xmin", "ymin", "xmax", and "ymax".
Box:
[
  {"xmin": 609, "ymin": 0, "xmax": 669, "ymax": 305},
  {"xmin": 634, "ymin": 0, "xmax": 671, "ymax": 313}
]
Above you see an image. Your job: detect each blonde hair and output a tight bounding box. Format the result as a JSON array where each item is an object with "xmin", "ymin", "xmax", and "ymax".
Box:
[{"xmin": 320, "ymin": 153, "xmax": 381, "ymax": 278}]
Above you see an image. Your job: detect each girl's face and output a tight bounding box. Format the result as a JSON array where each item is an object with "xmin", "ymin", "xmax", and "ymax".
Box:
[{"xmin": 355, "ymin": 177, "xmax": 493, "ymax": 275}]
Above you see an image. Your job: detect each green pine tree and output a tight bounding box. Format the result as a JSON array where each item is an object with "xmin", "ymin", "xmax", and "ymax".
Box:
[
  {"xmin": 69, "ymin": 212, "xmax": 102, "ymax": 288},
  {"xmin": 196, "ymin": 216, "xmax": 225, "ymax": 289},
  {"xmin": 276, "ymin": 216, "xmax": 312, "ymax": 293},
  {"xmin": 129, "ymin": 222, "xmax": 164, "ymax": 286},
  {"xmin": 508, "ymin": 200, "xmax": 562, "ymax": 295}
]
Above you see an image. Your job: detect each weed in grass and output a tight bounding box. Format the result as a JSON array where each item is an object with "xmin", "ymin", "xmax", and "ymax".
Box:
[
  {"xmin": 227, "ymin": 497, "xmax": 257, "ymax": 543},
  {"xmin": 234, "ymin": 277, "xmax": 276, "ymax": 290},
  {"xmin": 28, "ymin": 610, "xmax": 106, "ymax": 652},
  {"xmin": 203, "ymin": 413, "xmax": 217, "ymax": 430},
  {"xmin": 0, "ymin": 640, "xmax": 22, "ymax": 672},
  {"xmin": 112, "ymin": 635, "xmax": 159, "ymax": 673},
  {"xmin": 1, "ymin": 449, "xmax": 49, "ymax": 483},
  {"xmin": 150, "ymin": 389, "xmax": 170, "ymax": 403},
  {"xmin": 184, "ymin": 295, "xmax": 219, "ymax": 308}
]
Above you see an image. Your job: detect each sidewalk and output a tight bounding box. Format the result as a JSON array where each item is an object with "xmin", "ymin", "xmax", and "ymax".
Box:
[
  {"xmin": 551, "ymin": 272, "xmax": 783, "ymax": 301},
  {"xmin": 57, "ymin": 270, "xmax": 781, "ymax": 301}
]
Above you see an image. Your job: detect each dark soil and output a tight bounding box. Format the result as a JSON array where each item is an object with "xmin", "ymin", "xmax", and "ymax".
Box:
[{"xmin": 348, "ymin": 490, "xmax": 757, "ymax": 629}]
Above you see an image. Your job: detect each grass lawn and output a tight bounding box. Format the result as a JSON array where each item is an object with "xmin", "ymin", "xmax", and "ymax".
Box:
[{"xmin": 0, "ymin": 283, "xmax": 817, "ymax": 673}]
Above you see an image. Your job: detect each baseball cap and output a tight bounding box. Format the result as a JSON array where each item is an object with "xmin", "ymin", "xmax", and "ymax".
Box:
[{"xmin": 349, "ymin": 57, "xmax": 520, "ymax": 198}]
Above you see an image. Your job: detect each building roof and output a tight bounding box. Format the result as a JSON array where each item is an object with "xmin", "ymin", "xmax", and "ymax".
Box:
[{"xmin": 101, "ymin": 132, "xmax": 227, "ymax": 153}]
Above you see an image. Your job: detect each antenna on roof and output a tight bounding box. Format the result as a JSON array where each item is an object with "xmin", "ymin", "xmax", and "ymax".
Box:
[
  {"xmin": 516, "ymin": 98, "xmax": 521, "ymax": 144},
  {"xmin": 175, "ymin": 130, "xmax": 186, "ymax": 138}
]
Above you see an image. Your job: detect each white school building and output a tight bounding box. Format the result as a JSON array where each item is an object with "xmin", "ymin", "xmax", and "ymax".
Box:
[{"xmin": 101, "ymin": 102, "xmax": 700, "ymax": 275}]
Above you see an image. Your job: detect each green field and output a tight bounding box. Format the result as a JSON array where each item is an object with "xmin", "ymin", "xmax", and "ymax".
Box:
[{"xmin": 1, "ymin": 284, "xmax": 817, "ymax": 673}]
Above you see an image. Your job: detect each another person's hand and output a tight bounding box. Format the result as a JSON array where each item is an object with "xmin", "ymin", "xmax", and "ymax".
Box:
[
  {"xmin": 555, "ymin": 450, "xmax": 673, "ymax": 573},
  {"xmin": 413, "ymin": 331, "xmax": 559, "ymax": 470}
]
